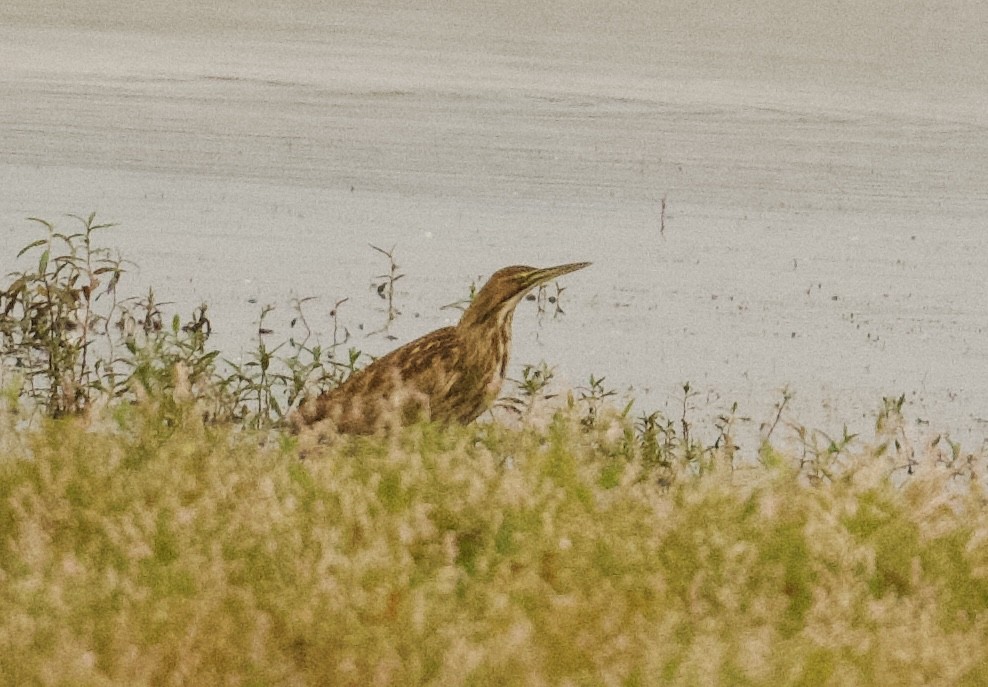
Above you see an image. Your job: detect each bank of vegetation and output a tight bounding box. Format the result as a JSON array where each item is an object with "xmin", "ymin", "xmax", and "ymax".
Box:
[{"xmin": 1, "ymin": 216, "xmax": 986, "ymax": 685}]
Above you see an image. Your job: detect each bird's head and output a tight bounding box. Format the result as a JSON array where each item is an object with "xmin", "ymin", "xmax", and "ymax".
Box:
[{"xmin": 458, "ymin": 262, "xmax": 590, "ymax": 330}]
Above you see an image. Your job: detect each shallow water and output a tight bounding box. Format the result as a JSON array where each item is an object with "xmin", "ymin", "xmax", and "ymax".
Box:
[{"xmin": 2, "ymin": 1, "xmax": 987, "ymax": 449}]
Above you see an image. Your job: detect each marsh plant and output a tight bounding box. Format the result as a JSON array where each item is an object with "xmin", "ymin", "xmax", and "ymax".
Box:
[
  {"xmin": 527, "ymin": 278, "xmax": 570, "ymax": 327},
  {"xmin": 369, "ymin": 242, "xmax": 404, "ymax": 330},
  {"xmin": 0, "ymin": 215, "xmax": 354, "ymax": 428},
  {"xmin": 499, "ymin": 360, "xmax": 558, "ymax": 419},
  {"xmin": 0, "ymin": 214, "xmax": 125, "ymax": 416}
]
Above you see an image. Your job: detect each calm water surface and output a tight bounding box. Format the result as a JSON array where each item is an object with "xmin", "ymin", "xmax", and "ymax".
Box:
[{"xmin": 2, "ymin": 1, "xmax": 987, "ymax": 450}]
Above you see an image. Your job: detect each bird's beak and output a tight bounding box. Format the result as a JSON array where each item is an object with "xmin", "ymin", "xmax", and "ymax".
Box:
[{"xmin": 524, "ymin": 262, "xmax": 591, "ymax": 289}]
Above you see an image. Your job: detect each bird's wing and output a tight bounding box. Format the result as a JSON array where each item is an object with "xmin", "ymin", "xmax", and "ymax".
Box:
[{"xmin": 300, "ymin": 327, "xmax": 464, "ymax": 433}]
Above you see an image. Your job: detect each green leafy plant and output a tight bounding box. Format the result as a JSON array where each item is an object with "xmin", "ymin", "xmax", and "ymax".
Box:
[
  {"xmin": 0, "ymin": 213, "xmax": 125, "ymax": 416},
  {"xmin": 499, "ymin": 361, "xmax": 557, "ymax": 418},
  {"xmin": 574, "ymin": 373, "xmax": 617, "ymax": 429},
  {"xmin": 112, "ymin": 292, "xmax": 219, "ymax": 429}
]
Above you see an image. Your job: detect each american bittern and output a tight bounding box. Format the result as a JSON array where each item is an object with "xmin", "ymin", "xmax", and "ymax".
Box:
[{"xmin": 294, "ymin": 262, "xmax": 590, "ymax": 434}]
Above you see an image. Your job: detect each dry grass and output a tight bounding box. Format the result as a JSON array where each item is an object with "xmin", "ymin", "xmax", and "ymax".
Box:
[{"xmin": 1, "ymin": 402, "xmax": 987, "ymax": 686}]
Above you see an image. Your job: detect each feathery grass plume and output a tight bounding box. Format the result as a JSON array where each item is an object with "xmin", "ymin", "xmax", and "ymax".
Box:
[{"xmin": 1, "ymin": 401, "xmax": 987, "ymax": 685}]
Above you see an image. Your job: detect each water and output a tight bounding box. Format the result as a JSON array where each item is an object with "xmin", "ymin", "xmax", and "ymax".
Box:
[{"xmin": 2, "ymin": 1, "xmax": 987, "ymax": 450}]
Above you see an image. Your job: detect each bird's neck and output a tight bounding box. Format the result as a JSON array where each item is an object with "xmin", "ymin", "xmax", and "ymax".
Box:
[{"xmin": 457, "ymin": 308, "xmax": 515, "ymax": 381}]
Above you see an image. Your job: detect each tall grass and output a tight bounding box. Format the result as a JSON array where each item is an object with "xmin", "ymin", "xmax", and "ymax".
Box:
[
  {"xmin": 2, "ymin": 215, "xmax": 987, "ymax": 685},
  {"xmin": 1, "ymin": 407, "xmax": 987, "ymax": 685}
]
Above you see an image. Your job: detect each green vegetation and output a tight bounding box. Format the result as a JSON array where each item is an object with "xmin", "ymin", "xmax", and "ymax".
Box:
[{"xmin": 1, "ymin": 216, "xmax": 987, "ymax": 685}]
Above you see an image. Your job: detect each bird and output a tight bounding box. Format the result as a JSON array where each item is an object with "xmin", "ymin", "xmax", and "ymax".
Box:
[{"xmin": 292, "ymin": 262, "xmax": 590, "ymax": 434}]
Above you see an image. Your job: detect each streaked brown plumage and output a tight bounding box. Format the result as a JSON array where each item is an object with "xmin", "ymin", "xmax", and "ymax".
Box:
[{"xmin": 294, "ymin": 262, "xmax": 590, "ymax": 434}]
